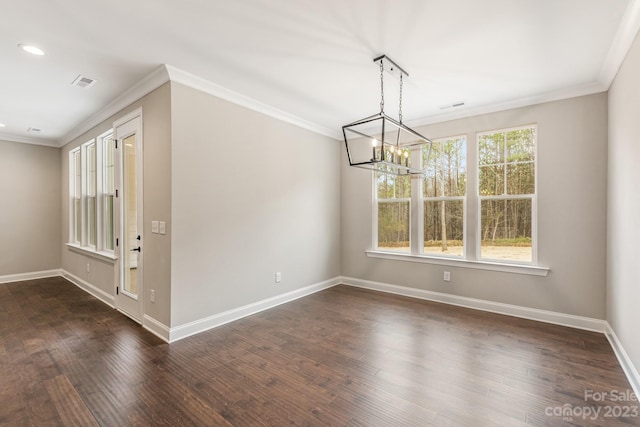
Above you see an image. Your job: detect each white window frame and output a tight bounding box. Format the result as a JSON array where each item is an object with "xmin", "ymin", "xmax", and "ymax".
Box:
[
  {"xmin": 421, "ymin": 135, "xmax": 467, "ymax": 260},
  {"xmin": 69, "ymin": 148, "xmax": 82, "ymax": 245},
  {"xmin": 368, "ymin": 125, "xmax": 547, "ymax": 277},
  {"xmin": 372, "ymin": 165, "xmax": 413, "ymax": 254},
  {"xmin": 477, "ymin": 124, "xmax": 537, "ymax": 265},
  {"xmin": 67, "ymin": 130, "xmax": 117, "ymax": 261},
  {"xmin": 84, "ymin": 140, "xmax": 97, "ymax": 250},
  {"xmin": 101, "ymin": 131, "xmax": 116, "ymax": 252}
]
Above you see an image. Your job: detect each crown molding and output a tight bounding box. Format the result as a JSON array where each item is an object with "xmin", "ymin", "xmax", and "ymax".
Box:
[
  {"xmin": 55, "ymin": 64, "xmax": 339, "ymax": 149},
  {"xmin": 58, "ymin": 65, "xmax": 170, "ymax": 147},
  {"xmin": 16, "ymin": 6, "xmax": 638, "ymax": 153},
  {"xmin": 598, "ymin": 0, "xmax": 640, "ymax": 87},
  {"xmin": 0, "ymin": 132, "xmax": 58, "ymax": 147},
  {"xmin": 164, "ymin": 65, "xmax": 339, "ymax": 139},
  {"xmin": 405, "ymin": 81, "xmax": 608, "ymax": 129}
]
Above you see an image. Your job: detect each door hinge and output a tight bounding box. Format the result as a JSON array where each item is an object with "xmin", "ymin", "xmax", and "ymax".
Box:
[
  {"xmin": 115, "ymin": 189, "xmax": 118, "ymax": 198},
  {"xmin": 116, "ymin": 238, "xmax": 119, "ymax": 247},
  {"xmin": 116, "ymin": 286, "xmax": 119, "ymax": 295},
  {"xmin": 115, "ymin": 139, "xmax": 118, "ymax": 149}
]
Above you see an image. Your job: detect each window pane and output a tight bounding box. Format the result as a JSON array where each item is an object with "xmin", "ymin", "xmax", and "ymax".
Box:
[
  {"xmin": 506, "ymin": 128, "xmax": 535, "ymax": 163},
  {"xmin": 104, "ymin": 195, "xmax": 114, "ymax": 250},
  {"xmin": 480, "ymin": 199, "xmax": 532, "ymax": 262},
  {"xmin": 70, "ymin": 149, "xmax": 81, "ymax": 245},
  {"xmin": 104, "ymin": 135, "xmax": 115, "ymax": 193},
  {"xmin": 423, "ymin": 137, "xmax": 466, "ymax": 198},
  {"xmin": 376, "ymin": 171, "xmax": 410, "ymax": 199},
  {"xmin": 74, "ymin": 198, "xmax": 81, "ymax": 243},
  {"xmin": 87, "ymin": 143, "xmax": 96, "ymax": 197},
  {"xmin": 424, "ymin": 200, "xmax": 464, "ymax": 256},
  {"xmin": 478, "ymin": 132, "xmax": 504, "ymax": 165},
  {"xmin": 479, "ymin": 165, "xmax": 505, "ymax": 196},
  {"xmin": 506, "ymin": 162, "xmax": 534, "ymax": 195},
  {"xmin": 88, "ymin": 197, "xmax": 96, "ymax": 246},
  {"xmin": 74, "ymin": 151, "xmax": 81, "ymax": 198},
  {"xmin": 377, "ymin": 201, "xmax": 410, "ymax": 252}
]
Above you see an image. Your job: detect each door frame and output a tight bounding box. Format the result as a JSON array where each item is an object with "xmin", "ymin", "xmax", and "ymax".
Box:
[{"xmin": 113, "ymin": 108, "xmax": 144, "ymax": 323}]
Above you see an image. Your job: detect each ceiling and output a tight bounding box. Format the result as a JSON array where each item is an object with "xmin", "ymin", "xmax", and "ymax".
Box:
[{"xmin": 2, "ymin": 0, "xmax": 639, "ymax": 147}]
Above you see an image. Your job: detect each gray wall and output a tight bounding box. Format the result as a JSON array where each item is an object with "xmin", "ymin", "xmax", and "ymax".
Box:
[
  {"xmin": 0, "ymin": 140, "xmax": 61, "ymax": 276},
  {"xmin": 61, "ymin": 83, "xmax": 172, "ymax": 326},
  {"xmin": 608, "ymin": 32, "xmax": 640, "ymax": 372},
  {"xmin": 342, "ymin": 93, "xmax": 608, "ymax": 319},
  {"xmin": 170, "ymin": 82, "xmax": 341, "ymax": 327}
]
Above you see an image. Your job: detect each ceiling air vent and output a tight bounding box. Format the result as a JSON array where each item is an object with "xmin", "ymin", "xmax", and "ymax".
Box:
[
  {"xmin": 439, "ymin": 101, "xmax": 465, "ymax": 110},
  {"xmin": 71, "ymin": 75, "xmax": 96, "ymax": 88},
  {"xmin": 27, "ymin": 127, "xmax": 41, "ymax": 134}
]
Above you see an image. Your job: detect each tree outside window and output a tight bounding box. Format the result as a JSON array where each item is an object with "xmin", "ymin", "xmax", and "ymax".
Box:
[
  {"xmin": 478, "ymin": 126, "xmax": 535, "ymax": 262},
  {"xmin": 423, "ymin": 137, "xmax": 466, "ymax": 256},
  {"xmin": 376, "ymin": 165, "xmax": 411, "ymax": 252}
]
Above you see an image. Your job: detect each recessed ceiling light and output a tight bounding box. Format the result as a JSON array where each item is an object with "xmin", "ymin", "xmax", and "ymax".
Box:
[
  {"xmin": 18, "ymin": 44, "xmax": 45, "ymax": 56},
  {"xmin": 0, "ymin": 123, "xmax": 5, "ymax": 128}
]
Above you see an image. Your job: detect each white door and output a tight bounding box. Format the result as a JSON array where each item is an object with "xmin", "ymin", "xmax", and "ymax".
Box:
[{"xmin": 114, "ymin": 111, "xmax": 143, "ymax": 322}]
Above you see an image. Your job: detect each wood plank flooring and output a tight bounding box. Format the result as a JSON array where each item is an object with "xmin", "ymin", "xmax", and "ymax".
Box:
[{"xmin": 1, "ymin": 277, "xmax": 638, "ymax": 426}]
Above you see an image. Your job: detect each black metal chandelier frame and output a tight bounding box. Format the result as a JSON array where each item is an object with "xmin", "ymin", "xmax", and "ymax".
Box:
[{"xmin": 342, "ymin": 55, "xmax": 432, "ymax": 176}]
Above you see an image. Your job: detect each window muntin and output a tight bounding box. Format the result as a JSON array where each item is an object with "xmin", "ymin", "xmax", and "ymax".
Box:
[
  {"xmin": 376, "ymin": 166, "xmax": 411, "ymax": 253},
  {"xmin": 478, "ymin": 126, "xmax": 536, "ymax": 263},
  {"xmin": 423, "ymin": 137, "xmax": 466, "ymax": 257}
]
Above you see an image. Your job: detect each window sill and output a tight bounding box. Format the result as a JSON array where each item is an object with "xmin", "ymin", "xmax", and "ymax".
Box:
[
  {"xmin": 66, "ymin": 243, "xmax": 117, "ymax": 263},
  {"xmin": 365, "ymin": 250, "xmax": 549, "ymax": 276}
]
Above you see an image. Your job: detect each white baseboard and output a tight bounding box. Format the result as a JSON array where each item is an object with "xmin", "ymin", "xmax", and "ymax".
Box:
[
  {"xmin": 143, "ymin": 314, "xmax": 171, "ymax": 343},
  {"xmin": 169, "ymin": 276, "xmax": 342, "ymax": 343},
  {"xmin": 605, "ymin": 323, "xmax": 640, "ymax": 399},
  {"xmin": 60, "ymin": 269, "xmax": 115, "ymax": 308},
  {"xmin": 340, "ymin": 276, "xmax": 607, "ymax": 333},
  {"xmin": 0, "ymin": 269, "xmax": 62, "ymax": 284}
]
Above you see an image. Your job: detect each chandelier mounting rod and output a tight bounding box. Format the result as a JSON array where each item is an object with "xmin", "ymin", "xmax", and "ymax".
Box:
[{"xmin": 373, "ymin": 55, "xmax": 409, "ymax": 78}]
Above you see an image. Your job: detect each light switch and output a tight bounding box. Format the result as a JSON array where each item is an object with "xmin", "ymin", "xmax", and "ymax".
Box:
[
  {"xmin": 152, "ymin": 221, "xmax": 159, "ymax": 234},
  {"xmin": 159, "ymin": 221, "xmax": 166, "ymax": 235}
]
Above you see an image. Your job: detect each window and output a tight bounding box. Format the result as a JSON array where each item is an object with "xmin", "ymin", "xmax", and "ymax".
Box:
[
  {"xmin": 103, "ymin": 134, "xmax": 115, "ymax": 251},
  {"xmin": 71, "ymin": 149, "xmax": 82, "ymax": 244},
  {"xmin": 86, "ymin": 142, "xmax": 97, "ymax": 248},
  {"xmin": 372, "ymin": 124, "xmax": 538, "ymax": 268},
  {"xmin": 68, "ymin": 130, "xmax": 115, "ymax": 256},
  {"xmin": 375, "ymin": 166, "xmax": 411, "ymax": 252},
  {"xmin": 478, "ymin": 126, "xmax": 535, "ymax": 262},
  {"xmin": 423, "ymin": 137, "xmax": 466, "ymax": 257}
]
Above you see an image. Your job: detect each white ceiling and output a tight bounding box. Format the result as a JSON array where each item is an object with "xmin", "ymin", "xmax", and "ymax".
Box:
[{"xmin": 1, "ymin": 0, "xmax": 639, "ymax": 147}]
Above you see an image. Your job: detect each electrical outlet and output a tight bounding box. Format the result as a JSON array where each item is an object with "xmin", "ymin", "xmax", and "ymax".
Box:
[
  {"xmin": 444, "ymin": 271, "xmax": 451, "ymax": 282},
  {"xmin": 150, "ymin": 289, "xmax": 155, "ymax": 303},
  {"xmin": 275, "ymin": 272, "xmax": 281, "ymax": 283}
]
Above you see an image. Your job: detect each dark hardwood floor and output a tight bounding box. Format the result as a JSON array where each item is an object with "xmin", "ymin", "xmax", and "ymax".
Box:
[{"xmin": 1, "ymin": 277, "xmax": 638, "ymax": 426}]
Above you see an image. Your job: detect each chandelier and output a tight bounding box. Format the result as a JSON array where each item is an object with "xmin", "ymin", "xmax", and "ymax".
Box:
[{"xmin": 342, "ymin": 55, "xmax": 432, "ymax": 176}]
